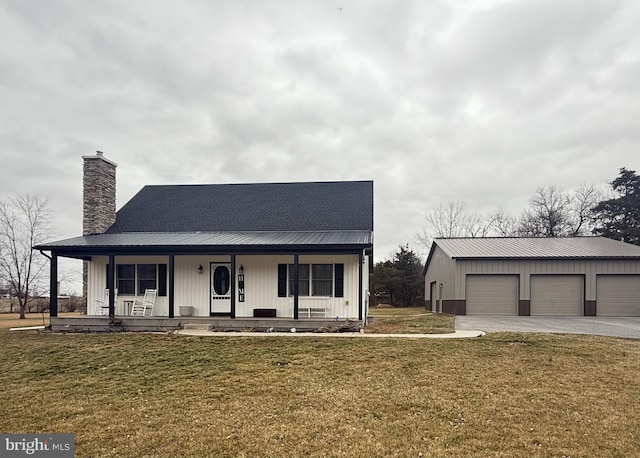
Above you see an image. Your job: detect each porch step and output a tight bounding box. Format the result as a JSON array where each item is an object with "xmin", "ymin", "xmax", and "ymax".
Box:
[{"xmin": 182, "ymin": 323, "xmax": 213, "ymax": 331}]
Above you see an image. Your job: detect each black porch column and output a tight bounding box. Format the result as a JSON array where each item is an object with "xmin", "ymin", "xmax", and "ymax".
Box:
[
  {"xmin": 107, "ymin": 255, "xmax": 115, "ymax": 317},
  {"xmin": 293, "ymin": 254, "xmax": 299, "ymax": 320},
  {"xmin": 230, "ymin": 255, "xmax": 236, "ymax": 318},
  {"xmin": 49, "ymin": 253, "xmax": 58, "ymax": 317},
  {"xmin": 168, "ymin": 254, "xmax": 175, "ymax": 318},
  {"xmin": 358, "ymin": 252, "xmax": 363, "ymax": 321}
]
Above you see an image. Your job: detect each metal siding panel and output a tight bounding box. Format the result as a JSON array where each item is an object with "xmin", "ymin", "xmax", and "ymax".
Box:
[
  {"xmin": 596, "ymin": 275, "xmax": 640, "ymax": 316},
  {"xmin": 425, "ymin": 245, "xmax": 457, "ymax": 300},
  {"xmin": 530, "ymin": 275, "xmax": 583, "ymax": 315}
]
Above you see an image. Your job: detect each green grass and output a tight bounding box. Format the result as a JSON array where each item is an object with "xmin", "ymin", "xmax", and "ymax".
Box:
[{"xmin": 0, "ymin": 329, "xmax": 638, "ymax": 457}]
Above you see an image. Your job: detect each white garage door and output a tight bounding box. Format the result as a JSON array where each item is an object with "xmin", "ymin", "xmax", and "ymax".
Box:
[
  {"xmin": 530, "ymin": 275, "xmax": 583, "ymax": 316},
  {"xmin": 597, "ymin": 275, "xmax": 640, "ymax": 316},
  {"xmin": 466, "ymin": 275, "xmax": 518, "ymax": 316}
]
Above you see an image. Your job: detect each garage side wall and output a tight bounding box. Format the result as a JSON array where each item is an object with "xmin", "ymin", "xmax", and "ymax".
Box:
[{"xmin": 424, "ymin": 245, "xmax": 458, "ymax": 313}]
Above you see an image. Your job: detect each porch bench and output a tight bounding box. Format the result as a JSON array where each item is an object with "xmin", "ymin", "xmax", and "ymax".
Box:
[{"xmin": 298, "ymin": 307, "xmax": 327, "ymax": 318}]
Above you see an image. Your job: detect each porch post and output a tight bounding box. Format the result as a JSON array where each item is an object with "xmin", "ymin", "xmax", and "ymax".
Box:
[
  {"xmin": 293, "ymin": 254, "xmax": 299, "ymax": 320},
  {"xmin": 230, "ymin": 254, "xmax": 236, "ymax": 319},
  {"xmin": 49, "ymin": 253, "xmax": 58, "ymax": 317},
  {"xmin": 108, "ymin": 255, "xmax": 115, "ymax": 317},
  {"xmin": 168, "ymin": 254, "xmax": 175, "ymax": 318},
  {"xmin": 358, "ymin": 252, "xmax": 363, "ymax": 321}
]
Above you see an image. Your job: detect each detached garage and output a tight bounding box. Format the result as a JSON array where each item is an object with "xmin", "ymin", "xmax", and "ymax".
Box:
[{"xmin": 423, "ymin": 237, "xmax": 640, "ymax": 316}]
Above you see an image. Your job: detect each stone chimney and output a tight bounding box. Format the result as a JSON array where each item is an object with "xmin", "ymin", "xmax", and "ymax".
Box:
[
  {"xmin": 82, "ymin": 151, "xmax": 117, "ymax": 302},
  {"xmin": 82, "ymin": 151, "xmax": 117, "ymax": 235}
]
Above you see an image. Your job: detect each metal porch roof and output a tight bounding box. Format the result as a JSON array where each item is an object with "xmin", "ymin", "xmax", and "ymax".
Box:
[{"xmin": 36, "ymin": 230, "xmax": 372, "ymax": 254}]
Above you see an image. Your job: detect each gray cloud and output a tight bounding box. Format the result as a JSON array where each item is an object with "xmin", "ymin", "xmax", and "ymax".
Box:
[{"xmin": 1, "ymin": 0, "xmax": 639, "ymax": 290}]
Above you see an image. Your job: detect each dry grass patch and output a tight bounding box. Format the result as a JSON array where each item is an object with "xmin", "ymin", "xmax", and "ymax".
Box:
[
  {"xmin": 0, "ymin": 312, "xmax": 81, "ymax": 331},
  {"xmin": 0, "ymin": 330, "xmax": 638, "ymax": 457},
  {"xmin": 367, "ymin": 306, "xmax": 455, "ymax": 334}
]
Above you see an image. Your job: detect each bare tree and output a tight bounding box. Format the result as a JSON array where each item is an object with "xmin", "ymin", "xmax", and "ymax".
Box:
[
  {"xmin": 517, "ymin": 185, "xmax": 570, "ymax": 237},
  {"xmin": 417, "ymin": 201, "xmax": 492, "ymax": 249},
  {"xmin": 568, "ymin": 184, "xmax": 602, "ymax": 236},
  {"xmin": 0, "ymin": 194, "xmax": 53, "ymax": 319},
  {"xmin": 489, "ymin": 209, "xmax": 518, "ymax": 236},
  {"xmin": 517, "ymin": 185, "xmax": 603, "ymax": 237}
]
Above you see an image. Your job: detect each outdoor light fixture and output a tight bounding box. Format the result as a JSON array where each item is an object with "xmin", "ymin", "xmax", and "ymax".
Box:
[{"xmin": 197, "ymin": 264, "xmax": 203, "ymax": 274}]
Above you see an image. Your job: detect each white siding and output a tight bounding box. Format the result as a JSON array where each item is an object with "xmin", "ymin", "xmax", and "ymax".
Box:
[
  {"xmin": 174, "ymin": 255, "xmax": 230, "ymax": 316},
  {"xmin": 177, "ymin": 254, "xmax": 360, "ymax": 318},
  {"xmin": 87, "ymin": 255, "xmax": 169, "ymax": 316},
  {"xmin": 530, "ymin": 275, "xmax": 583, "ymax": 315},
  {"xmin": 596, "ymin": 275, "xmax": 640, "ymax": 316},
  {"xmin": 85, "ymin": 253, "xmax": 385, "ymax": 319},
  {"xmin": 466, "ymin": 275, "xmax": 519, "ymax": 316}
]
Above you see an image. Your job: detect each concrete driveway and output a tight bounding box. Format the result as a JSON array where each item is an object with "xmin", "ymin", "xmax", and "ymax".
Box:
[{"xmin": 455, "ymin": 316, "xmax": 640, "ymax": 339}]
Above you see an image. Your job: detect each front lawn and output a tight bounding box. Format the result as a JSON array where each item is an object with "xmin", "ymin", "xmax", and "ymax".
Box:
[
  {"xmin": 367, "ymin": 306, "xmax": 455, "ymax": 334},
  {"xmin": 0, "ymin": 330, "xmax": 637, "ymax": 457}
]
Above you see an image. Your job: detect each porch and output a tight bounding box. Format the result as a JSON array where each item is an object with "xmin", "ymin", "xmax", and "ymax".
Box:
[{"xmin": 49, "ymin": 315, "xmax": 362, "ymax": 333}]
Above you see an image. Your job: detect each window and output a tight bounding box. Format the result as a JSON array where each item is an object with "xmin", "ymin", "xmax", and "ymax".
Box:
[
  {"xmin": 113, "ymin": 263, "xmax": 167, "ymax": 296},
  {"xmin": 289, "ymin": 264, "xmax": 310, "ymax": 296},
  {"xmin": 278, "ymin": 263, "xmax": 343, "ymax": 297},
  {"xmin": 117, "ymin": 264, "xmax": 135, "ymax": 295},
  {"xmin": 312, "ymin": 264, "xmax": 332, "ymax": 296},
  {"xmin": 137, "ymin": 264, "xmax": 157, "ymax": 293}
]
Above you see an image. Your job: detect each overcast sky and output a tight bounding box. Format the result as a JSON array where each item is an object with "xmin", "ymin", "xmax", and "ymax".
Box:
[{"xmin": 1, "ymin": 0, "xmax": 639, "ymax": 292}]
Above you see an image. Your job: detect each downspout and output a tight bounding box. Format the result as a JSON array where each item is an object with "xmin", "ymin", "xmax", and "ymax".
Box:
[{"xmin": 39, "ymin": 250, "xmax": 57, "ymax": 319}]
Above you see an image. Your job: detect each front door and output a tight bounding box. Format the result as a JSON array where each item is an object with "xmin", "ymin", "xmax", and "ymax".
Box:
[{"xmin": 210, "ymin": 263, "xmax": 232, "ymax": 315}]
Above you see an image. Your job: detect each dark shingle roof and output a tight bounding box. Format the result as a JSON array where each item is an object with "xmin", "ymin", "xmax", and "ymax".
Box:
[{"xmin": 106, "ymin": 181, "xmax": 373, "ymax": 233}]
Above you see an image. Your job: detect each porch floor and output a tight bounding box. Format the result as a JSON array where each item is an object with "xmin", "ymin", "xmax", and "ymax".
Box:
[{"xmin": 49, "ymin": 316, "xmax": 362, "ymax": 333}]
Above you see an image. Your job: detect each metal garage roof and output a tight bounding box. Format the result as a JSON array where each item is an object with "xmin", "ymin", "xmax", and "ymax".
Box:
[{"xmin": 434, "ymin": 236, "xmax": 640, "ymax": 260}]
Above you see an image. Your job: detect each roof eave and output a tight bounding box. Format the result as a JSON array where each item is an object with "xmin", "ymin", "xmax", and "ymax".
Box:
[
  {"xmin": 453, "ymin": 256, "xmax": 640, "ymax": 261},
  {"xmin": 40, "ymin": 243, "xmax": 372, "ymax": 258}
]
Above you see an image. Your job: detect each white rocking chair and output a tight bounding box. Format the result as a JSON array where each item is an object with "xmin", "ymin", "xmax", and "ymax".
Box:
[
  {"xmin": 95, "ymin": 289, "xmax": 117, "ymax": 315},
  {"xmin": 130, "ymin": 289, "xmax": 157, "ymax": 316}
]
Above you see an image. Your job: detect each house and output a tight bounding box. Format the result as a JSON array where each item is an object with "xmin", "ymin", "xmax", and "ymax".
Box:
[
  {"xmin": 36, "ymin": 152, "xmax": 373, "ymax": 329},
  {"xmin": 423, "ymin": 237, "xmax": 640, "ymax": 316}
]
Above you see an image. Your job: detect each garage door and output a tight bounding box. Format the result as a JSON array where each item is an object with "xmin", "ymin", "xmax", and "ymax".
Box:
[
  {"xmin": 530, "ymin": 275, "xmax": 583, "ymax": 316},
  {"xmin": 466, "ymin": 275, "xmax": 518, "ymax": 315},
  {"xmin": 597, "ymin": 275, "xmax": 640, "ymax": 316}
]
